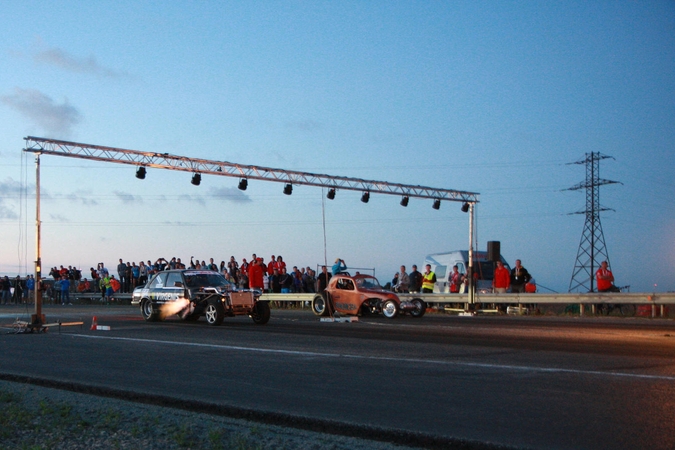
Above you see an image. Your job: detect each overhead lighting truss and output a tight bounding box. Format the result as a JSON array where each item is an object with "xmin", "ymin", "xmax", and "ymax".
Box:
[{"xmin": 23, "ymin": 136, "xmax": 479, "ymax": 203}]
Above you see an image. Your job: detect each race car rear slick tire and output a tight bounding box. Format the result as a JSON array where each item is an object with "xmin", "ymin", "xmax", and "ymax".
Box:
[
  {"xmin": 141, "ymin": 299, "xmax": 159, "ymax": 322},
  {"xmin": 312, "ymin": 294, "xmax": 329, "ymax": 316},
  {"xmin": 409, "ymin": 298, "xmax": 426, "ymax": 318},
  {"xmin": 205, "ymin": 300, "xmax": 225, "ymax": 326},
  {"xmin": 382, "ymin": 299, "xmax": 398, "ymax": 319},
  {"xmin": 251, "ymin": 301, "xmax": 271, "ymax": 325}
]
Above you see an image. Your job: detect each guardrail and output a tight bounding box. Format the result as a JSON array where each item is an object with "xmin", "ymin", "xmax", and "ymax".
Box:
[
  {"xmin": 39, "ymin": 291, "xmax": 675, "ymax": 318},
  {"xmin": 260, "ymin": 292, "xmax": 675, "ymax": 317}
]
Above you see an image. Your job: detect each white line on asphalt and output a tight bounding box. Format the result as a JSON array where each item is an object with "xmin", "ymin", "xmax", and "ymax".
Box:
[{"xmin": 70, "ymin": 334, "xmax": 675, "ymax": 381}]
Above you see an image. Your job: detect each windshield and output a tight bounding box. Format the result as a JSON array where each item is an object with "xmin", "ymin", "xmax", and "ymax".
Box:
[
  {"xmin": 183, "ymin": 271, "xmax": 233, "ymax": 289},
  {"xmin": 355, "ymin": 276, "xmax": 381, "ymax": 289}
]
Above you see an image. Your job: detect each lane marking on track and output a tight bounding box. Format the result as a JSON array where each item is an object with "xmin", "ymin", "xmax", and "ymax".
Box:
[{"xmin": 70, "ymin": 334, "xmax": 675, "ymax": 381}]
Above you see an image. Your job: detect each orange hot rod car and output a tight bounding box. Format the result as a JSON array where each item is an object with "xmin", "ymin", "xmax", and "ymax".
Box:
[{"xmin": 312, "ymin": 273, "xmax": 426, "ymax": 319}]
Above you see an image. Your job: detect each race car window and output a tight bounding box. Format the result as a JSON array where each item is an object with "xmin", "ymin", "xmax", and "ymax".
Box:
[
  {"xmin": 165, "ymin": 272, "xmax": 183, "ymax": 288},
  {"xmin": 148, "ymin": 272, "xmax": 168, "ymax": 289},
  {"xmin": 337, "ymin": 279, "xmax": 354, "ymax": 290}
]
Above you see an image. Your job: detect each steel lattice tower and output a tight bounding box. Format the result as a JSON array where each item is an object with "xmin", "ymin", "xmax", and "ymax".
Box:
[{"xmin": 566, "ymin": 152, "xmax": 620, "ymax": 293}]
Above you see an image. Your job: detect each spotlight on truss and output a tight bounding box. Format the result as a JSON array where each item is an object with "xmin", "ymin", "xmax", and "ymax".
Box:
[
  {"xmin": 283, "ymin": 183, "xmax": 293, "ymax": 195},
  {"xmin": 135, "ymin": 167, "xmax": 146, "ymax": 180},
  {"xmin": 400, "ymin": 196, "xmax": 409, "ymax": 207},
  {"xmin": 238, "ymin": 179, "xmax": 248, "ymax": 190},
  {"xmin": 191, "ymin": 173, "xmax": 201, "ymax": 186}
]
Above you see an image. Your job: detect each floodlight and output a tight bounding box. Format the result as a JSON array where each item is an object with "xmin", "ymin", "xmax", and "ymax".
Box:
[
  {"xmin": 433, "ymin": 199, "xmax": 441, "ymax": 210},
  {"xmin": 191, "ymin": 173, "xmax": 201, "ymax": 186},
  {"xmin": 400, "ymin": 196, "xmax": 409, "ymax": 207},
  {"xmin": 327, "ymin": 188, "xmax": 336, "ymax": 200},
  {"xmin": 238, "ymin": 179, "xmax": 248, "ymax": 190},
  {"xmin": 135, "ymin": 167, "xmax": 146, "ymax": 180},
  {"xmin": 461, "ymin": 202, "xmax": 470, "ymax": 213},
  {"xmin": 283, "ymin": 183, "xmax": 293, "ymax": 195},
  {"xmin": 361, "ymin": 191, "xmax": 370, "ymax": 203}
]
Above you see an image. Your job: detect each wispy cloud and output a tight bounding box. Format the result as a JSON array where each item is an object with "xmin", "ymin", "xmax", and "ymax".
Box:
[
  {"xmin": 48, "ymin": 214, "xmax": 70, "ymax": 223},
  {"xmin": 114, "ymin": 191, "xmax": 143, "ymax": 204},
  {"xmin": 178, "ymin": 194, "xmax": 206, "ymax": 206},
  {"xmin": 1, "ymin": 87, "xmax": 82, "ymax": 137},
  {"xmin": 65, "ymin": 190, "xmax": 97, "ymax": 206},
  {"xmin": 0, "ymin": 178, "xmax": 24, "ymax": 219},
  {"xmin": 208, "ymin": 187, "xmax": 252, "ymax": 204},
  {"xmin": 34, "ymin": 47, "xmax": 130, "ymax": 79}
]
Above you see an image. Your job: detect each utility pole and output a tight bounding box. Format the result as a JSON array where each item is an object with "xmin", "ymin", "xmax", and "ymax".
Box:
[{"xmin": 565, "ymin": 152, "xmax": 620, "ymax": 293}]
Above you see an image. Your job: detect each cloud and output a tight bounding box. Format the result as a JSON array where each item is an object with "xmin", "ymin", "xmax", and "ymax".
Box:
[
  {"xmin": 208, "ymin": 187, "xmax": 252, "ymax": 204},
  {"xmin": 48, "ymin": 214, "xmax": 70, "ymax": 223},
  {"xmin": 0, "ymin": 178, "xmax": 24, "ymax": 219},
  {"xmin": 178, "ymin": 194, "xmax": 206, "ymax": 206},
  {"xmin": 1, "ymin": 87, "xmax": 82, "ymax": 136},
  {"xmin": 33, "ymin": 47, "xmax": 129, "ymax": 79},
  {"xmin": 65, "ymin": 190, "xmax": 97, "ymax": 206},
  {"xmin": 114, "ymin": 191, "xmax": 143, "ymax": 204}
]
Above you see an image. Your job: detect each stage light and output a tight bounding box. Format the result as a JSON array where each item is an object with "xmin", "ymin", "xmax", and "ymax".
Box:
[
  {"xmin": 191, "ymin": 173, "xmax": 201, "ymax": 186},
  {"xmin": 433, "ymin": 199, "xmax": 441, "ymax": 210},
  {"xmin": 135, "ymin": 167, "xmax": 146, "ymax": 180},
  {"xmin": 461, "ymin": 202, "xmax": 470, "ymax": 213},
  {"xmin": 283, "ymin": 183, "xmax": 293, "ymax": 195},
  {"xmin": 400, "ymin": 196, "xmax": 409, "ymax": 207},
  {"xmin": 238, "ymin": 179, "xmax": 248, "ymax": 190},
  {"xmin": 361, "ymin": 191, "xmax": 370, "ymax": 203},
  {"xmin": 327, "ymin": 188, "xmax": 336, "ymax": 200}
]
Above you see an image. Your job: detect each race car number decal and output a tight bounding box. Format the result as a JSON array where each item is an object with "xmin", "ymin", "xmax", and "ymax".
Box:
[{"xmin": 334, "ymin": 302, "xmax": 357, "ymax": 311}]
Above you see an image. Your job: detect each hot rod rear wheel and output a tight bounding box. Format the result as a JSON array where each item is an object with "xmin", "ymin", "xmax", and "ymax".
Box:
[
  {"xmin": 140, "ymin": 299, "xmax": 159, "ymax": 322},
  {"xmin": 251, "ymin": 301, "xmax": 271, "ymax": 325},
  {"xmin": 205, "ymin": 300, "xmax": 225, "ymax": 326},
  {"xmin": 312, "ymin": 294, "xmax": 329, "ymax": 316},
  {"xmin": 409, "ymin": 298, "xmax": 426, "ymax": 318},
  {"xmin": 381, "ymin": 299, "xmax": 398, "ymax": 318}
]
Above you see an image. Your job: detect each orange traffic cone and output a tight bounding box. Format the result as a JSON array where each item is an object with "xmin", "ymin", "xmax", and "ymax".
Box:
[{"xmin": 90, "ymin": 316, "xmax": 98, "ymax": 330}]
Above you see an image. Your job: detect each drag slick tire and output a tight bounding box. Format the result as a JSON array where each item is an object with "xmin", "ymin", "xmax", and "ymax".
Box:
[
  {"xmin": 381, "ymin": 299, "xmax": 398, "ymax": 319},
  {"xmin": 251, "ymin": 301, "xmax": 271, "ymax": 325},
  {"xmin": 140, "ymin": 299, "xmax": 159, "ymax": 322},
  {"xmin": 205, "ymin": 299, "xmax": 225, "ymax": 326},
  {"xmin": 409, "ymin": 298, "xmax": 426, "ymax": 318},
  {"xmin": 312, "ymin": 293, "xmax": 329, "ymax": 316}
]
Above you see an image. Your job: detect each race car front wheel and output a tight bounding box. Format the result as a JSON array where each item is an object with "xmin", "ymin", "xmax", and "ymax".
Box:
[{"xmin": 382, "ymin": 299, "xmax": 398, "ymax": 319}]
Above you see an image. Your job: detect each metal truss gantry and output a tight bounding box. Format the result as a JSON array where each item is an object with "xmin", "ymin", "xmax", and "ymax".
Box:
[
  {"xmin": 565, "ymin": 152, "xmax": 620, "ymax": 293},
  {"xmin": 23, "ymin": 136, "xmax": 479, "ymax": 203},
  {"xmin": 22, "ymin": 136, "xmax": 481, "ymax": 326}
]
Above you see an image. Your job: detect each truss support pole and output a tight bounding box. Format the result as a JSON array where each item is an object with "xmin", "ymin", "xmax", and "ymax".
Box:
[{"xmin": 32, "ymin": 153, "xmax": 45, "ymax": 329}]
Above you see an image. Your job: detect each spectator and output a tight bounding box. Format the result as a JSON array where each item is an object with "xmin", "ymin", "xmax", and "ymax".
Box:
[
  {"xmin": 421, "ymin": 264, "xmax": 436, "ymax": 293},
  {"xmin": 60, "ymin": 275, "xmax": 71, "ymax": 305},
  {"xmin": 25, "ymin": 275, "xmax": 35, "ymax": 302},
  {"xmin": 117, "ymin": 259, "xmax": 126, "ymax": 291},
  {"xmin": 394, "ymin": 265, "xmax": 410, "ymax": 293},
  {"xmin": 596, "ymin": 261, "xmax": 620, "ymax": 292},
  {"xmin": 316, "ymin": 266, "xmax": 331, "ymax": 293},
  {"xmin": 77, "ymin": 278, "xmax": 91, "ymax": 293},
  {"xmin": 448, "ymin": 265, "xmax": 464, "ymax": 293},
  {"xmin": 1, "ymin": 276, "xmax": 11, "ymax": 304},
  {"xmin": 510, "ymin": 259, "xmax": 532, "ymax": 293},
  {"xmin": 332, "ymin": 258, "xmax": 347, "ymax": 275},
  {"xmin": 492, "ymin": 261, "xmax": 510, "ymax": 294},
  {"xmin": 12, "ymin": 276, "xmax": 24, "ymax": 304},
  {"xmin": 279, "ymin": 267, "xmax": 293, "ymax": 293},
  {"xmin": 409, "ymin": 264, "xmax": 422, "ymax": 293},
  {"xmin": 248, "ymin": 258, "xmax": 265, "ymax": 291},
  {"xmin": 270, "ymin": 268, "xmax": 281, "ymax": 293}
]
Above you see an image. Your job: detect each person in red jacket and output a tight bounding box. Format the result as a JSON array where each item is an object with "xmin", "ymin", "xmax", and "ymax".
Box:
[
  {"xmin": 492, "ymin": 260, "xmax": 510, "ymax": 293},
  {"xmin": 596, "ymin": 261, "xmax": 620, "ymax": 292},
  {"xmin": 248, "ymin": 258, "xmax": 265, "ymax": 291}
]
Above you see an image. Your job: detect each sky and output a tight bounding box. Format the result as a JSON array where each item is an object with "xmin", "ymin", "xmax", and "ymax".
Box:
[{"xmin": 0, "ymin": 1, "xmax": 673, "ymax": 293}]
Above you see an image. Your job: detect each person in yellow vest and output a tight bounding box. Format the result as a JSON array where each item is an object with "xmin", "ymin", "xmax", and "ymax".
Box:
[{"xmin": 421, "ymin": 264, "xmax": 436, "ymax": 293}]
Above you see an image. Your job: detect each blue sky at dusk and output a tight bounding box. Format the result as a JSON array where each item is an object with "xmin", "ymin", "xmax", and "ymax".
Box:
[{"xmin": 0, "ymin": 1, "xmax": 673, "ymax": 292}]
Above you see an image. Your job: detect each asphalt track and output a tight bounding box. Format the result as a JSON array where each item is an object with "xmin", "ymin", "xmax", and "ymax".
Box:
[{"xmin": 1, "ymin": 304, "xmax": 675, "ymax": 449}]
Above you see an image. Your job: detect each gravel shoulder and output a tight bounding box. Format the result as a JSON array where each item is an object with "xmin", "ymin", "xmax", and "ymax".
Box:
[{"xmin": 0, "ymin": 379, "xmax": 426, "ymax": 450}]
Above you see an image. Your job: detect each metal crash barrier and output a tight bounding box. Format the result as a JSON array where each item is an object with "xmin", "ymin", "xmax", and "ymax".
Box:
[{"xmin": 260, "ymin": 292, "xmax": 675, "ymax": 318}]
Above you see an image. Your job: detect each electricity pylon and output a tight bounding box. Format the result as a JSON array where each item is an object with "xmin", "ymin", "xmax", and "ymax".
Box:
[{"xmin": 565, "ymin": 152, "xmax": 620, "ymax": 293}]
